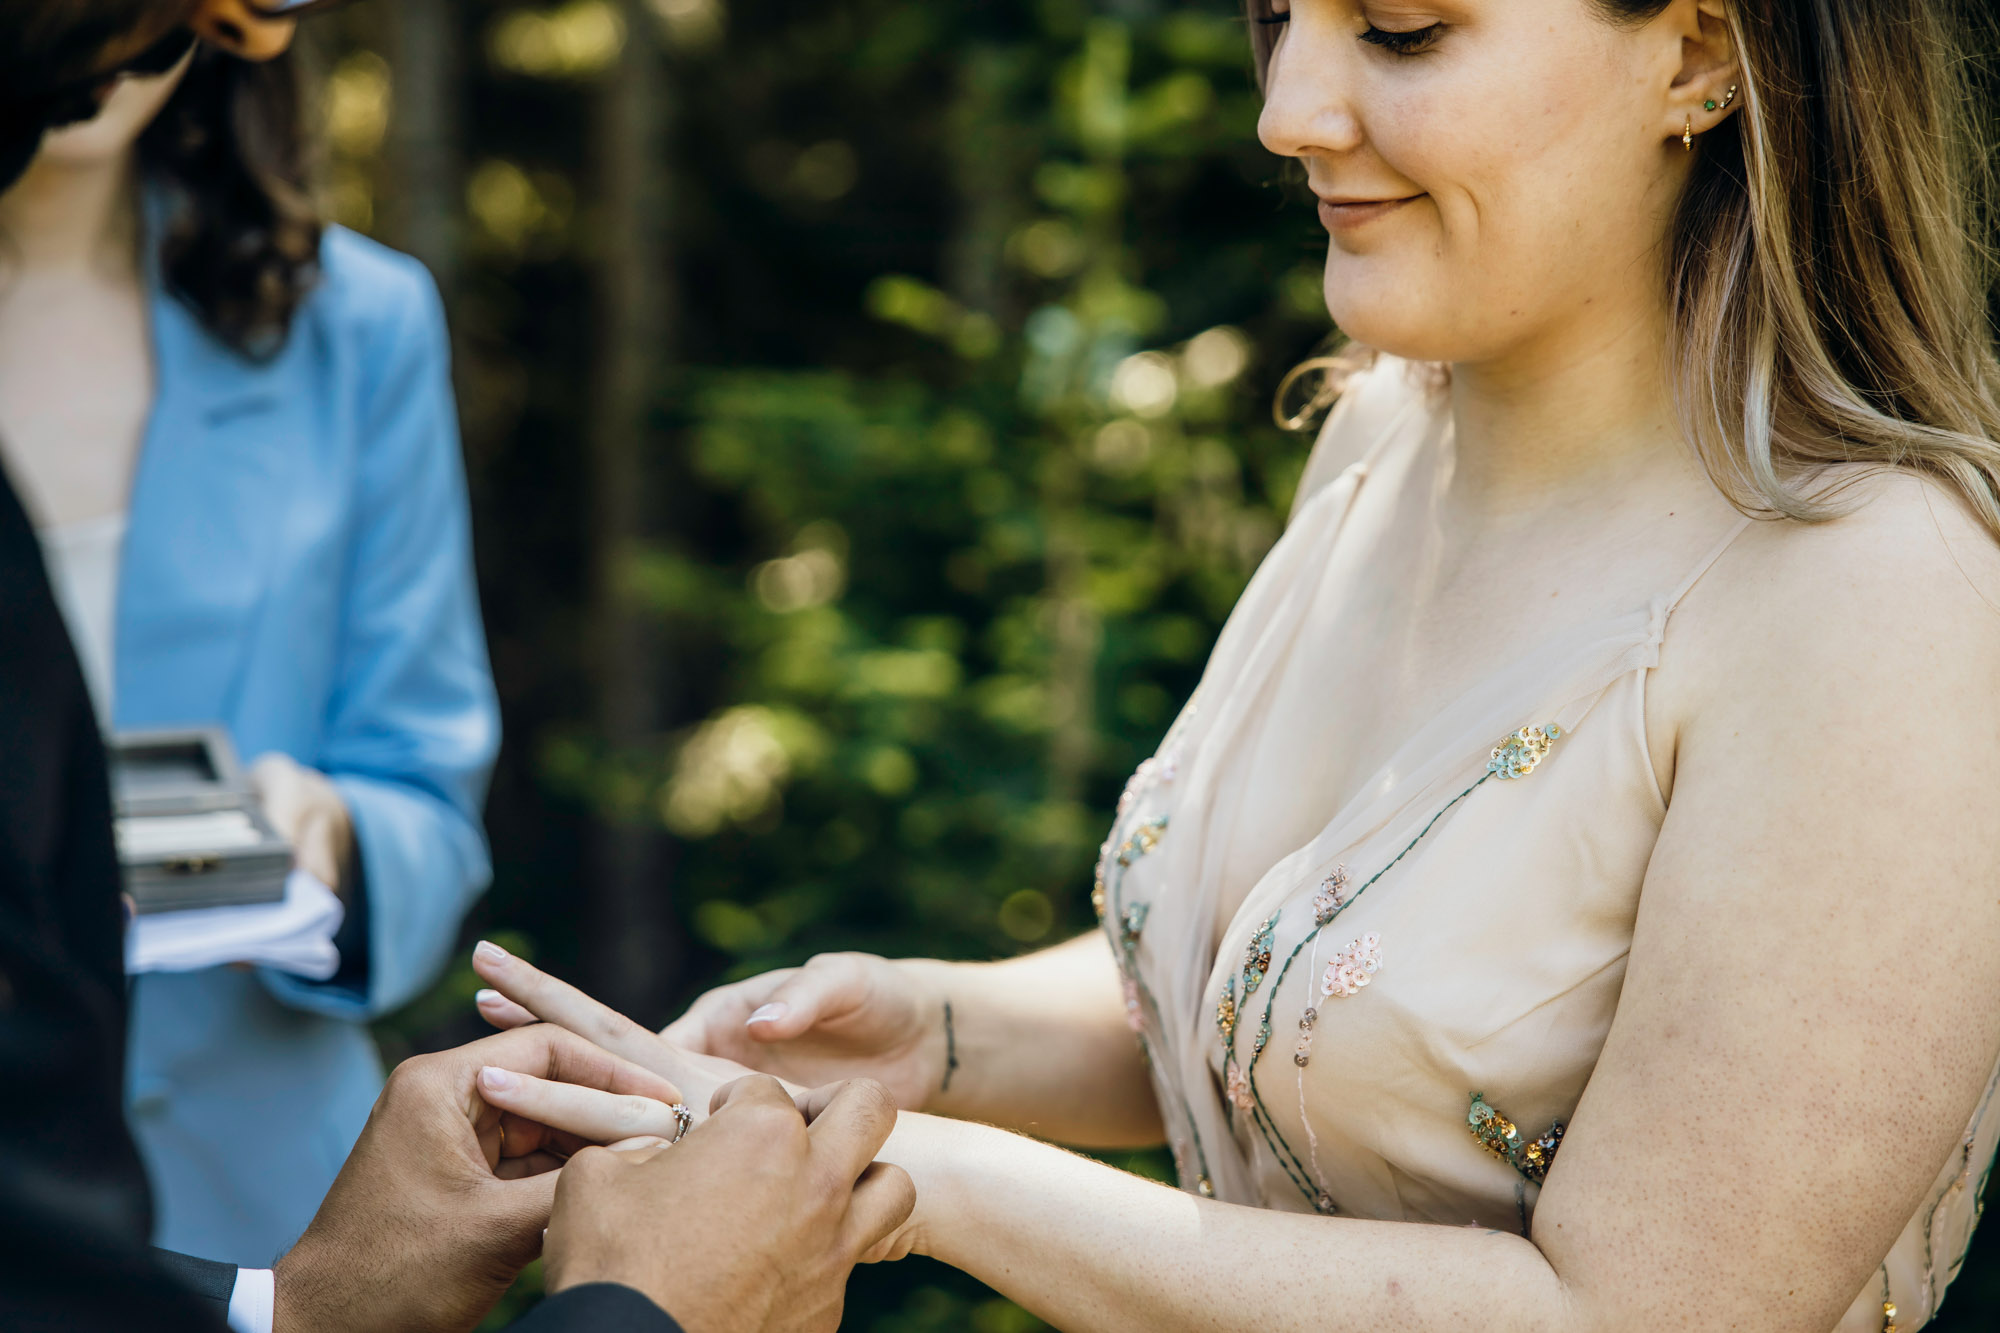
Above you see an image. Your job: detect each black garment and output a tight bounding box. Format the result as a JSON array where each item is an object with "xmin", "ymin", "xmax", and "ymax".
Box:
[
  {"xmin": 0, "ymin": 463, "xmax": 219, "ymax": 1331},
  {"xmin": 0, "ymin": 463, "xmax": 681, "ymax": 1333},
  {"xmin": 153, "ymin": 1251, "xmax": 237, "ymax": 1318},
  {"xmin": 151, "ymin": 1252, "xmax": 684, "ymax": 1333},
  {"xmin": 516, "ymin": 1284, "xmax": 687, "ymax": 1332}
]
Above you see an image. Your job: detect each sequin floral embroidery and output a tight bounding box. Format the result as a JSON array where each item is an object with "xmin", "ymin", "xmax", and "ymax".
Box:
[
  {"xmin": 1226, "ymin": 1064, "xmax": 1255, "ymax": 1114},
  {"xmin": 1467, "ymin": 1093, "xmax": 1565, "ymax": 1185},
  {"xmin": 1488, "ymin": 724, "xmax": 1561, "ymax": 780},
  {"xmin": 1094, "ymin": 815, "xmax": 1167, "ymax": 919},
  {"xmin": 1240, "ymin": 913, "xmax": 1277, "ymax": 998},
  {"xmin": 1121, "ymin": 977, "xmax": 1144, "ymax": 1033},
  {"xmin": 1224, "ymin": 719, "xmax": 1572, "ymax": 1215},
  {"xmin": 1312, "ymin": 865, "xmax": 1351, "ymax": 926},
  {"xmin": 1120, "ymin": 901, "xmax": 1150, "ymax": 944},
  {"xmin": 1319, "ymin": 933, "xmax": 1383, "ymax": 998},
  {"xmin": 1094, "ymin": 718, "xmax": 1216, "ymax": 1202}
]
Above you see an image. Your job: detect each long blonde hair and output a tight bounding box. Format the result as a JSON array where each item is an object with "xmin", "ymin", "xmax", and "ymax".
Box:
[{"xmin": 1258, "ymin": 0, "xmax": 2000, "ymax": 537}]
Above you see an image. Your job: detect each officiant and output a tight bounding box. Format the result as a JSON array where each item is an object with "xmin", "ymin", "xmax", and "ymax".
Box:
[{"xmin": 0, "ymin": 13, "xmax": 500, "ymax": 1267}]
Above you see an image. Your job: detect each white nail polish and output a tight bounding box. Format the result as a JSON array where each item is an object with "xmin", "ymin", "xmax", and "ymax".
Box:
[{"xmin": 747, "ymin": 1003, "xmax": 788, "ymax": 1026}]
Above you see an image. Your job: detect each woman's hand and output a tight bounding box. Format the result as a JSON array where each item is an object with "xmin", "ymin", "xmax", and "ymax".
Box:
[
  {"xmin": 250, "ymin": 752, "xmax": 355, "ymax": 895},
  {"xmin": 470, "ymin": 939, "xmax": 788, "ymax": 1117},
  {"xmin": 470, "ymin": 941, "xmax": 941, "ymax": 1268},
  {"xmin": 477, "ymin": 933, "xmax": 1163, "ymax": 1147},
  {"xmin": 658, "ymin": 953, "xmax": 949, "ymax": 1112}
]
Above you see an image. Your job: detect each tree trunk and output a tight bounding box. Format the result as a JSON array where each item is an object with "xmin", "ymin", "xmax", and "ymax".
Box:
[
  {"xmin": 585, "ymin": 0, "xmax": 681, "ymax": 1019},
  {"xmin": 383, "ymin": 0, "xmax": 459, "ymax": 290}
]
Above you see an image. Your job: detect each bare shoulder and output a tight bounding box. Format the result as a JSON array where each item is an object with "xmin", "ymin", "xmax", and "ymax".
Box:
[
  {"xmin": 1687, "ymin": 469, "xmax": 2000, "ymax": 683},
  {"xmin": 1658, "ymin": 467, "xmax": 2000, "ymax": 795},
  {"xmin": 1745, "ymin": 467, "xmax": 2000, "ymax": 596}
]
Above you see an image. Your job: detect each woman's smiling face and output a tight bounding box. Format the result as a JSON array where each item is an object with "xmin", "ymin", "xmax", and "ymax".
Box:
[{"xmin": 1256, "ymin": 0, "xmax": 1702, "ymax": 367}]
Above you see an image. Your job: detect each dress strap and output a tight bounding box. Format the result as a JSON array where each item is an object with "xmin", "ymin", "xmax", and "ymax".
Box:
[{"xmin": 1661, "ymin": 515, "xmax": 1756, "ymax": 618}]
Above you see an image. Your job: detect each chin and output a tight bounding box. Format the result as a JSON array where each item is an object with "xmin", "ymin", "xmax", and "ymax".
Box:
[{"xmin": 1323, "ymin": 278, "xmax": 1455, "ymax": 366}]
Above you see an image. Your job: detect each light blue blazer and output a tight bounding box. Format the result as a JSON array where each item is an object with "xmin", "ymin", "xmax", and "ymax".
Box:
[{"xmin": 119, "ymin": 224, "xmax": 500, "ymax": 1266}]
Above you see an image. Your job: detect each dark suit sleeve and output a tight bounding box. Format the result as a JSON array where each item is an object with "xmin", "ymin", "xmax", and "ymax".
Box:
[
  {"xmin": 0, "ymin": 465, "xmax": 227, "ymax": 1333},
  {"xmin": 508, "ymin": 1283, "xmax": 685, "ymax": 1333},
  {"xmin": 151, "ymin": 1250, "xmax": 239, "ymax": 1315}
]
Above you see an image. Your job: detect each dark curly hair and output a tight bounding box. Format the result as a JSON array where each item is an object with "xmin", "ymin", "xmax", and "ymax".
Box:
[{"xmin": 138, "ymin": 44, "xmax": 321, "ymax": 358}]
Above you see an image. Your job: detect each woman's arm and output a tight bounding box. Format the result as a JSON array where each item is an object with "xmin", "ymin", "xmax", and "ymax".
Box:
[
  {"xmin": 891, "ymin": 1115, "xmax": 1568, "ymax": 1332},
  {"xmin": 494, "ymin": 930, "xmax": 1162, "ymax": 1147},
  {"xmin": 904, "ymin": 933, "xmax": 1162, "ymax": 1144},
  {"xmin": 866, "ymin": 483, "xmax": 2000, "ymax": 1331}
]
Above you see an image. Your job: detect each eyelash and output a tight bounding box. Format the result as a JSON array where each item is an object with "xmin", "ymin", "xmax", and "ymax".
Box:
[
  {"xmin": 1252, "ymin": 11, "xmax": 1446, "ymax": 58},
  {"xmin": 1359, "ymin": 22, "xmax": 1443, "ymax": 55}
]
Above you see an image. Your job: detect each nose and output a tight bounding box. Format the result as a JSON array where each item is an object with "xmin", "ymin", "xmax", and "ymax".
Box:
[
  {"xmin": 188, "ymin": 0, "xmax": 298, "ymax": 61},
  {"xmin": 1256, "ymin": 15, "xmax": 1364, "ymax": 161}
]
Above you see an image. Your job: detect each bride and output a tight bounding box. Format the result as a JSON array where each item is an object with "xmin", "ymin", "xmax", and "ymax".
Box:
[{"xmin": 471, "ymin": 0, "xmax": 2000, "ymax": 1328}]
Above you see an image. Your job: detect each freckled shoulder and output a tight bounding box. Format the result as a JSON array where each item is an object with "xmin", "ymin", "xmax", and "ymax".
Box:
[
  {"xmin": 1657, "ymin": 466, "xmax": 2000, "ymax": 785},
  {"xmin": 1713, "ymin": 467, "xmax": 2000, "ymax": 646}
]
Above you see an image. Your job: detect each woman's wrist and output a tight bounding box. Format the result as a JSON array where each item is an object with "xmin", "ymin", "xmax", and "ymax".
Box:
[
  {"xmin": 879, "ymin": 1108, "xmax": 979, "ymax": 1261},
  {"xmin": 892, "ymin": 957, "xmax": 991, "ymax": 1119}
]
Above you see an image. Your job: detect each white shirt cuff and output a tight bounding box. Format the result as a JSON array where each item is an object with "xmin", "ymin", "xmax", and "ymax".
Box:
[{"xmin": 227, "ymin": 1266, "xmax": 275, "ymax": 1333}]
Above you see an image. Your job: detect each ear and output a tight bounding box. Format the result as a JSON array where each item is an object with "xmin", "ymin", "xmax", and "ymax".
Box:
[{"xmin": 1663, "ymin": 0, "xmax": 1743, "ymax": 146}]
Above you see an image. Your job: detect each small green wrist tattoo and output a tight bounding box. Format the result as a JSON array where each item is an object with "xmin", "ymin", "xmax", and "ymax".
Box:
[{"xmin": 941, "ymin": 999, "xmax": 961, "ymax": 1094}]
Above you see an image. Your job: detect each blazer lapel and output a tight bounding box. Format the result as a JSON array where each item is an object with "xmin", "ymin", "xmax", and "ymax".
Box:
[{"xmin": 115, "ymin": 279, "xmax": 300, "ymax": 728}]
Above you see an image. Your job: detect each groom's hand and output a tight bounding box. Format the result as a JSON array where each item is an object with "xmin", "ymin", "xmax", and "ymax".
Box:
[
  {"xmin": 540, "ymin": 1076, "xmax": 914, "ymax": 1333},
  {"xmin": 271, "ymin": 1025, "xmax": 686, "ymax": 1333}
]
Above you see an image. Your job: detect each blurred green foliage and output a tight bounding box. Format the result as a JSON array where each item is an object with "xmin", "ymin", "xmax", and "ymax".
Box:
[{"xmin": 311, "ymin": 0, "xmax": 2000, "ymax": 1327}]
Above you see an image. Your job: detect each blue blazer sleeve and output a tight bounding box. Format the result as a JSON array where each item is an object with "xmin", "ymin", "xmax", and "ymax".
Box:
[{"xmin": 262, "ymin": 257, "xmax": 500, "ymax": 1020}]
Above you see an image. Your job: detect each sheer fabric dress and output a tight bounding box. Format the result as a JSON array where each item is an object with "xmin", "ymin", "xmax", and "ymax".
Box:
[{"xmin": 1095, "ymin": 358, "xmax": 2000, "ymax": 1332}]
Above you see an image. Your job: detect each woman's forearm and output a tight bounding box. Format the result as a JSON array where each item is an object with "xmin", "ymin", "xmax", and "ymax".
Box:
[
  {"xmin": 903, "ymin": 932, "xmax": 1162, "ymax": 1147},
  {"xmin": 883, "ymin": 1112, "xmax": 1574, "ymax": 1333}
]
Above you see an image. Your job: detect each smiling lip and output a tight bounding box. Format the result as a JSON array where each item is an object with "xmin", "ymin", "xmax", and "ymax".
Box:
[{"xmin": 1316, "ymin": 194, "xmax": 1422, "ymax": 231}]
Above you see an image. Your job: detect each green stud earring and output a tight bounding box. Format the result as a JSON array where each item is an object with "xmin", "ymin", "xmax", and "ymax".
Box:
[{"xmin": 1704, "ymin": 98, "xmax": 1718, "ymax": 112}]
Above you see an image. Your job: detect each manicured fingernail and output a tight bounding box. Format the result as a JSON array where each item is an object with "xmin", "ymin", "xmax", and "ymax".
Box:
[
  {"xmin": 747, "ymin": 1003, "xmax": 789, "ymax": 1026},
  {"xmin": 474, "ymin": 940, "xmax": 509, "ymax": 965},
  {"xmin": 480, "ymin": 1066, "xmax": 519, "ymax": 1093},
  {"xmin": 476, "ymin": 989, "xmax": 504, "ymax": 1006}
]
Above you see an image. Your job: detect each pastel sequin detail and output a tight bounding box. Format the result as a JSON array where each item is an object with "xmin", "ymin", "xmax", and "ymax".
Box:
[
  {"xmin": 1319, "ymin": 933, "xmax": 1383, "ymax": 999},
  {"xmin": 1312, "ymin": 865, "xmax": 1351, "ymax": 926},
  {"xmin": 1227, "ymin": 1064, "xmax": 1256, "ymax": 1114},
  {"xmin": 1488, "ymin": 724, "xmax": 1561, "ymax": 780}
]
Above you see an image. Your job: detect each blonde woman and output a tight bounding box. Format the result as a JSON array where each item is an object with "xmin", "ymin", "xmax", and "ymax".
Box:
[{"xmin": 472, "ymin": 1, "xmax": 2000, "ymax": 1329}]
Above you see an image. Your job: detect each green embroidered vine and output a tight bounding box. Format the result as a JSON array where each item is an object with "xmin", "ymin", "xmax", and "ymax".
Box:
[
  {"xmin": 1101, "ymin": 811, "xmax": 1217, "ymax": 1196},
  {"xmin": 1233, "ymin": 723, "xmax": 1566, "ymax": 1213}
]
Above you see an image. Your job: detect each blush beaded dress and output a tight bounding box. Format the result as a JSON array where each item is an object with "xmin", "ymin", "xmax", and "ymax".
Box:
[{"xmin": 1094, "ymin": 357, "xmax": 2000, "ymax": 1333}]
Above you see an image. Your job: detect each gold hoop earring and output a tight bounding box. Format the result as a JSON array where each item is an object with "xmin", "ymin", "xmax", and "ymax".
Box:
[{"xmin": 1683, "ymin": 116, "xmax": 1694, "ymax": 152}]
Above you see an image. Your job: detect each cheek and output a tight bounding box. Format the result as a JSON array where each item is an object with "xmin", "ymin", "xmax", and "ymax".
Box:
[{"xmin": 1323, "ymin": 73, "xmax": 1660, "ymax": 359}]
